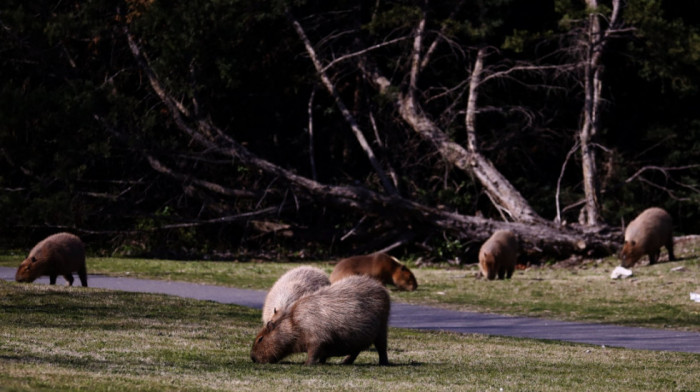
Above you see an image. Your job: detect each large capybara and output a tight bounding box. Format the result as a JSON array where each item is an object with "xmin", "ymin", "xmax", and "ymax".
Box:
[
  {"xmin": 620, "ymin": 207, "xmax": 676, "ymax": 268},
  {"xmin": 479, "ymin": 230, "xmax": 518, "ymax": 280},
  {"xmin": 262, "ymin": 266, "xmax": 330, "ymax": 323},
  {"xmin": 330, "ymin": 252, "xmax": 417, "ymax": 291},
  {"xmin": 15, "ymin": 232, "xmax": 87, "ymax": 287},
  {"xmin": 251, "ymin": 275, "xmax": 390, "ymax": 366}
]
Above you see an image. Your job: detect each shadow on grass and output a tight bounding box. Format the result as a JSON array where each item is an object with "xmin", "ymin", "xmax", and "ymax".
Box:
[{"xmin": 1, "ymin": 281, "xmax": 260, "ymax": 331}]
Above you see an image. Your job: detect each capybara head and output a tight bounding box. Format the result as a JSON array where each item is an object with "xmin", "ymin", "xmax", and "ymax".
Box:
[
  {"xmin": 15, "ymin": 256, "xmax": 44, "ymax": 283},
  {"xmin": 250, "ymin": 316, "xmax": 295, "ymax": 364},
  {"xmin": 620, "ymin": 240, "xmax": 643, "ymax": 268},
  {"xmin": 392, "ymin": 264, "xmax": 418, "ymax": 291}
]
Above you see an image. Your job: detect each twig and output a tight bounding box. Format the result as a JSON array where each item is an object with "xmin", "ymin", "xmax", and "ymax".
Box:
[{"xmin": 555, "ymin": 141, "xmax": 580, "ymax": 224}]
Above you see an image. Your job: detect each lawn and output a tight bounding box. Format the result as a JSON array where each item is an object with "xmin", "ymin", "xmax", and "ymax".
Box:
[
  {"xmin": 2, "ymin": 236, "xmax": 697, "ymax": 331},
  {"xmin": 1, "ymin": 281, "xmax": 699, "ymax": 391}
]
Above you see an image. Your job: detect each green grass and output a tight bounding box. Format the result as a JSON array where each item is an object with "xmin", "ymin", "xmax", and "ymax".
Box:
[
  {"xmin": 2, "ymin": 238, "xmax": 699, "ymax": 332},
  {"xmin": 1, "ymin": 281, "xmax": 699, "ymax": 391}
]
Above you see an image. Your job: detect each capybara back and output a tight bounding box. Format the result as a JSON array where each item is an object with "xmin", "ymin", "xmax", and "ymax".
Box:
[
  {"xmin": 15, "ymin": 232, "xmax": 87, "ymax": 286},
  {"xmin": 330, "ymin": 252, "xmax": 417, "ymax": 291},
  {"xmin": 620, "ymin": 207, "xmax": 675, "ymax": 268},
  {"xmin": 478, "ymin": 230, "xmax": 518, "ymax": 280},
  {"xmin": 251, "ymin": 275, "xmax": 390, "ymax": 365},
  {"xmin": 262, "ymin": 266, "xmax": 330, "ymax": 323}
]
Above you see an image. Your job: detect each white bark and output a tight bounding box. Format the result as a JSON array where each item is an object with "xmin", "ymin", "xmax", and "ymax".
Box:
[{"xmin": 578, "ymin": 0, "xmax": 622, "ymax": 226}]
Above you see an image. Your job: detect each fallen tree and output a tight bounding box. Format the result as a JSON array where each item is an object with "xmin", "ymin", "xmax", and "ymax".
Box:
[{"xmin": 123, "ymin": 26, "xmax": 622, "ymax": 261}]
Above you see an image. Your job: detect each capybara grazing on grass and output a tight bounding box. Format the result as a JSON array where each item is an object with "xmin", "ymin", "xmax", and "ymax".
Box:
[
  {"xmin": 479, "ymin": 230, "xmax": 518, "ymax": 280},
  {"xmin": 262, "ymin": 266, "xmax": 330, "ymax": 323},
  {"xmin": 251, "ymin": 275, "xmax": 391, "ymax": 366},
  {"xmin": 620, "ymin": 207, "xmax": 675, "ymax": 268},
  {"xmin": 15, "ymin": 232, "xmax": 87, "ymax": 287},
  {"xmin": 330, "ymin": 252, "xmax": 417, "ymax": 291}
]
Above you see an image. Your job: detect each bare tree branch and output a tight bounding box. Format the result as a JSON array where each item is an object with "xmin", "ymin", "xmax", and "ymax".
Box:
[
  {"xmin": 307, "ymin": 87, "xmax": 318, "ymax": 181},
  {"xmin": 409, "ymin": 4, "xmax": 427, "ymax": 96},
  {"xmin": 321, "ymin": 36, "xmax": 410, "ymax": 72},
  {"xmin": 123, "ymin": 22, "xmax": 620, "ymax": 258},
  {"xmin": 419, "ymin": 0, "xmax": 466, "ymax": 71},
  {"xmin": 145, "ymin": 154, "xmax": 257, "ymax": 198},
  {"xmin": 555, "ymin": 141, "xmax": 580, "ymax": 224},
  {"xmin": 287, "ymin": 11, "xmax": 398, "ymax": 195}
]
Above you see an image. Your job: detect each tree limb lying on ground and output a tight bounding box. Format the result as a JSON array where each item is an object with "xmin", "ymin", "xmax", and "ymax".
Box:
[{"xmin": 122, "ymin": 25, "xmax": 622, "ymax": 260}]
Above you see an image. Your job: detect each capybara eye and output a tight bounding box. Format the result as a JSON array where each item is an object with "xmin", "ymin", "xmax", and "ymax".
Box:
[{"xmin": 257, "ymin": 336, "xmax": 263, "ymax": 343}]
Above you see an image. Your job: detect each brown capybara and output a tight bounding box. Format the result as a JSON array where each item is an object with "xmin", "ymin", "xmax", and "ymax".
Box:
[
  {"xmin": 251, "ymin": 275, "xmax": 390, "ymax": 366},
  {"xmin": 15, "ymin": 232, "xmax": 87, "ymax": 287},
  {"xmin": 620, "ymin": 207, "xmax": 675, "ymax": 268},
  {"xmin": 262, "ymin": 266, "xmax": 330, "ymax": 323},
  {"xmin": 330, "ymin": 252, "xmax": 417, "ymax": 291},
  {"xmin": 479, "ymin": 230, "xmax": 518, "ymax": 280}
]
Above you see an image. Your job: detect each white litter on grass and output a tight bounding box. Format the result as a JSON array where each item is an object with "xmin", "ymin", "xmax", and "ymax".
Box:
[
  {"xmin": 610, "ymin": 266, "xmax": 633, "ymax": 280},
  {"xmin": 690, "ymin": 293, "xmax": 700, "ymax": 303}
]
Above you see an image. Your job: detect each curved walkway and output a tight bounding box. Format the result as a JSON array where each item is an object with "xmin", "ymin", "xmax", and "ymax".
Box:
[{"xmin": 2, "ymin": 266, "xmax": 699, "ymax": 354}]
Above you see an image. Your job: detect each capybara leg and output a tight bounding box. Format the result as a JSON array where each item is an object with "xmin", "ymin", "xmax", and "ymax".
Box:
[
  {"xmin": 506, "ymin": 266, "xmax": 514, "ymax": 279},
  {"xmin": 649, "ymin": 251, "xmax": 659, "ymax": 265},
  {"xmin": 49, "ymin": 274, "xmax": 57, "ymax": 285},
  {"xmin": 374, "ymin": 333, "xmax": 389, "ymax": 366},
  {"xmin": 78, "ymin": 267, "xmax": 88, "ymax": 287},
  {"xmin": 666, "ymin": 241, "xmax": 676, "ymax": 261},
  {"xmin": 63, "ymin": 274, "xmax": 74, "ymax": 286},
  {"xmin": 342, "ymin": 352, "xmax": 359, "ymax": 365},
  {"xmin": 304, "ymin": 347, "xmax": 325, "ymax": 365},
  {"xmin": 486, "ymin": 270, "xmax": 496, "ymax": 280},
  {"xmin": 497, "ymin": 268, "xmax": 506, "ymax": 280}
]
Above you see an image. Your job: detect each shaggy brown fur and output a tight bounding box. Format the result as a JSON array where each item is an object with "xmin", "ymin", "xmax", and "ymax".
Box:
[
  {"xmin": 478, "ymin": 230, "xmax": 518, "ymax": 280},
  {"xmin": 262, "ymin": 266, "xmax": 330, "ymax": 323},
  {"xmin": 330, "ymin": 252, "xmax": 417, "ymax": 291},
  {"xmin": 250, "ymin": 275, "xmax": 391, "ymax": 365},
  {"xmin": 15, "ymin": 232, "xmax": 87, "ymax": 286},
  {"xmin": 620, "ymin": 207, "xmax": 675, "ymax": 268}
]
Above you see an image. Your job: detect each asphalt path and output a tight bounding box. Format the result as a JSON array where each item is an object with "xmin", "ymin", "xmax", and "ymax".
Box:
[{"xmin": 2, "ymin": 266, "xmax": 699, "ymax": 354}]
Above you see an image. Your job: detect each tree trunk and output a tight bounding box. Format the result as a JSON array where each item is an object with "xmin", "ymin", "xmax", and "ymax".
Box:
[{"xmin": 578, "ymin": 0, "xmax": 623, "ymax": 225}]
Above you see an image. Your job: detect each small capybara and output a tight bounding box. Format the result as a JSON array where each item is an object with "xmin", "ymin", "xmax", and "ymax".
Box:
[
  {"xmin": 251, "ymin": 275, "xmax": 390, "ymax": 366},
  {"xmin": 620, "ymin": 207, "xmax": 676, "ymax": 268},
  {"xmin": 262, "ymin": 266, "xmax": 330, "ymax": 323},
  {"xmin": 479, "ymin": 230, "xmax": 518, "ymax": 280},
  {"xmin": 15, "ymin": 232, "xmax": 87, "ymax": 287},
  {"xmin": 330, "ymin": 252, "xmax": 417, "ymax": 291}
]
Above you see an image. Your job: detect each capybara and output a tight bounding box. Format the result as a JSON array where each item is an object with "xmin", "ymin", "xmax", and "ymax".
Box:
[
  {"xmin": 251, "ymin": 275, "xmax": 390, "ymax": 366},
  {"xmin": 620, "ymin": 207, "xmax": 675, "ymax": 268},
  {"xmin": 15, "ymin": 232, "xmax": 87, "ymax": 286},
  {"xmin": 479, "ymin": 230, "xmax": 518, "ymax": 280},
  {"xmin": 330, "ymin": 252, "xmax": 417, "ymax": 291},
  {"xmin": 262, "ymin": 266, "xmax": 330, "ymax": 323}
]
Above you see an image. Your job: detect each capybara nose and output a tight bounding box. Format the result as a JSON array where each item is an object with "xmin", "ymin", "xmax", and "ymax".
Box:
[{"xmin": 250, "ymin": 355, "xmax": 257, "ymax": 363}]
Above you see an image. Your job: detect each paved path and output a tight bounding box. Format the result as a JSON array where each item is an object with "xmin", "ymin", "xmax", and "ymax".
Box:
[{"xmin": 2, "ymin": 266, "xmax": 699, "ymax": 354}]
